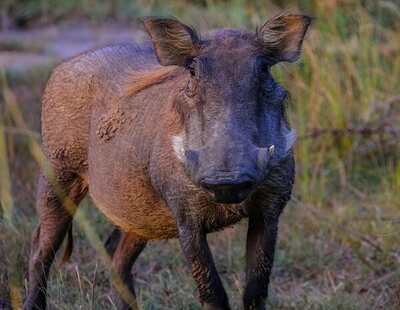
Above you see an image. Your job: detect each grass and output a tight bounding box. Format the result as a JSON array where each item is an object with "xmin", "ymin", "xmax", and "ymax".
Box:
[{"xmin": 1, "ymin": 0, "xmax": 400, "ymax": 309}]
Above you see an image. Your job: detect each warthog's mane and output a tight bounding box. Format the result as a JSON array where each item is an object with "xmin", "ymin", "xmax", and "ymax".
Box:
[{"xmin": 123, "ymin": 65, "xmax": 185, "ymax": 97}]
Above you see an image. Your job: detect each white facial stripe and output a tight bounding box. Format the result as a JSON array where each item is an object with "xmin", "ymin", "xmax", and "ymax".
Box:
[{"xmin": 172, "ymin": 134, "xmax": 185, "ymax": 162}]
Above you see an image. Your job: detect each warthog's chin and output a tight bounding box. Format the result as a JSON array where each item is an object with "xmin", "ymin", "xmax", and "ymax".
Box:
[
  {"xmin": 205, "ymin": 191, "xmax": 251, "ymax": 204},
  {"xmin": 200, "ymin": 177, "xmax": 255, "ymax": 204}
]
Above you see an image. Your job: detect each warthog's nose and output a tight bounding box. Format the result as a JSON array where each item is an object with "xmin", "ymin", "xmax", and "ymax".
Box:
[{"xmin": 200, "ymin": 177, "xmax": 254, "ymax": 204}]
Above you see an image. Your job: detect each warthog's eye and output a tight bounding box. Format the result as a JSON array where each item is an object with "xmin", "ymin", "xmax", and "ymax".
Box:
[
  {"xmin": 185, "ymin": 76, "xmax": 199, "ymax": 97},
  {"xmin": 188, "ymin": 61, "xmax": 197, "ymax": 76},
  {"xmin": 255, "ymin": 58, "xmax": 273, "ymax": 91},
  {"xmin": 256, "ymin": 59, "xmax": 277, "ymax": 96},
  {"xmin": 189, "ymin": 66, "xmax": 196, "ymax": 77},
  {"xmin": 259, "ymin": 61, "xmax": 269, "ymax": 76},
  {"xmin": 264, "ymin": 74, "xmax": 277, "ymax": 93},
  {"xmin": 185, "ymin": 61, "xmax": 199, "ymax": 97},
  {"xmin": 256, "ymin": 57, "xmax": 270, "ymax": 76}
]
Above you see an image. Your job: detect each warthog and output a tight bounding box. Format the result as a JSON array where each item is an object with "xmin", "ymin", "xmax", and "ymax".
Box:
[{"xmin": 25, "ymin": 13, "xmax": 311, "ymax": 309}]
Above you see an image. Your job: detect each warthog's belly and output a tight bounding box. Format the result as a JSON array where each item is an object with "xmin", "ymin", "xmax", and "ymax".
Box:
[
  {"xmin": 89, "ymin": 178, "xmax": 179, "ymax": 239},
  {"xmin": 89, "ymin": 177, "xmax": 247, "ymax": 240}
]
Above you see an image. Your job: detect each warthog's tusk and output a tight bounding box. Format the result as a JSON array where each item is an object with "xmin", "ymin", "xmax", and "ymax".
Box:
[{"xmin": 268, "ymin": 145, "xmax": 275, "ymax": 155}]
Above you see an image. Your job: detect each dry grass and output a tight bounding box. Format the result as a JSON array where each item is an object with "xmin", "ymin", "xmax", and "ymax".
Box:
[{"xmin": 1, "ymin": 0, "xmax": 400, "ymax": 309}]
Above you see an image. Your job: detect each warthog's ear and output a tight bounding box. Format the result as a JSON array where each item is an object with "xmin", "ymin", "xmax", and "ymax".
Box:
[
  {"xmin": 258, "ymin": 13, "xmax": 312, "ymax": 63},
  {"xmin": 142, "ymin": 17, "xmax": 201, "ymax": 67}
]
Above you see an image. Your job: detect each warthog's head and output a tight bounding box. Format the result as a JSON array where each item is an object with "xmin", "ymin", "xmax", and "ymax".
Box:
[{"xmin": 144, "ymin": 13, "xmax": 311, "ymax": 203}]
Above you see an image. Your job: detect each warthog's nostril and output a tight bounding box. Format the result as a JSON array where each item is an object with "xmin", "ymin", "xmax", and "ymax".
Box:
[{"xmin": 200, "ymin": 177, "xmax": 255, "ymax": 203}]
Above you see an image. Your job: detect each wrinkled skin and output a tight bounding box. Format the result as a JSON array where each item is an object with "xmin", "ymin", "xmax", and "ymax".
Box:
[{"xmin": 25, "ymin": 13, "xmax": 311, "ymax": 310}]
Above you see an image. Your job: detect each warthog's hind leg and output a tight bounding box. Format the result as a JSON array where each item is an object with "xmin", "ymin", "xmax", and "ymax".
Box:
[
  {"xmin": 25, "ymin": 170, "xmax": 87, "ymax": 310},
  {"xmin": 105, "ymin": 227, "xmax": 122, "ymax": 257},
  {"xmin": 109, "ymin": 230, "xmax": 147, "ymax": 310}
]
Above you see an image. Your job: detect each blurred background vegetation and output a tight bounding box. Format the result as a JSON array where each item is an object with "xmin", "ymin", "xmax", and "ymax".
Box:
[{"xmin": 0, "ymin": 0, "xmax": 399, "ymax": 309}]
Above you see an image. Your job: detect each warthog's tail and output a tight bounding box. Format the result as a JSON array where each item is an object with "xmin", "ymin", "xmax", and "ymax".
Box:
[
  {"xmin": 59, "ymin": 225, "xmax": 123, "ymax": 265},
  {"xmin": 60, "ymin": 224, "xmax": 73, "ymax": 265}
]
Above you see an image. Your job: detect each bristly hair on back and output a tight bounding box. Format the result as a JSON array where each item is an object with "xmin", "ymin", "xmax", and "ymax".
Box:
[{"xmin": 123, "ymin": 65, "xmax": 185, "ymax": 97}]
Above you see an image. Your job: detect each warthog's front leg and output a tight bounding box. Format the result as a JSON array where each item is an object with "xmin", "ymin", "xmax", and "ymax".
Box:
[
  {"xmin": 243, "ymin": 206, "xmax": 282, "ymax": 310},
  {"xmin": 177, "ymin": 220, "xmax": 230, "ymax": 309}
]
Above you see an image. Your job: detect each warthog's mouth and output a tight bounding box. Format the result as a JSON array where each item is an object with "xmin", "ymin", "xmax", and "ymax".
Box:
[{"xmin": 199, "ymin": 176, "xmax": 255, "ymax": 204}]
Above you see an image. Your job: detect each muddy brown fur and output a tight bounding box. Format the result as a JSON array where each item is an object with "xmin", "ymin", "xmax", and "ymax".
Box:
[{"xmin": 25, "ymin": 13, "xmax": 311, "ymax": 310}]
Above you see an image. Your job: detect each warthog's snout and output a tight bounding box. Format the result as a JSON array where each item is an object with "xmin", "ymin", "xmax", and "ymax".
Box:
[{"xmin": 200, "ymin": 175, "xmax": 255, "ymax": 203}]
